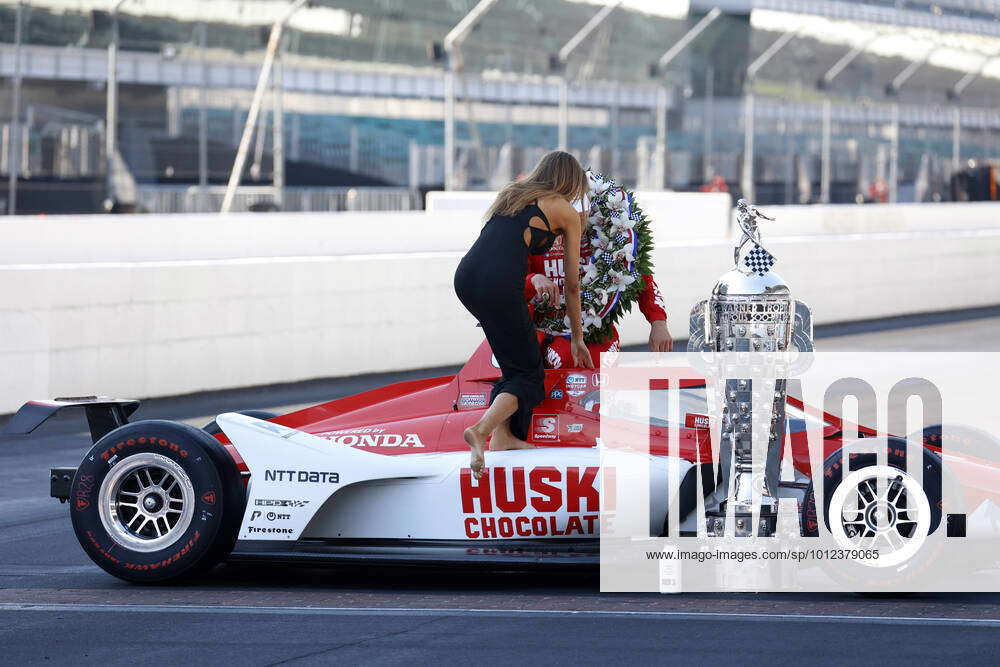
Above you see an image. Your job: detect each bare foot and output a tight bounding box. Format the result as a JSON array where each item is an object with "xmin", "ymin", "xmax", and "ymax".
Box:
[
  {"xmin": 489, "ymin": 431, "xmax": 536, "ymax": 451},
  {"xmin": 463, "ymin": 426, "xmax": 487, "ymax": 479}
]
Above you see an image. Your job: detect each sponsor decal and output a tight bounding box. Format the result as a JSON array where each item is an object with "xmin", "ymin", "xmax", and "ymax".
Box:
[
  {"xmin": 246, "ymin": 526, "xmax": 294, "ymax": 535},
  {"xmin": 459, "ymin": 467, "xmax": 600, "ymax": 539},
  {"xmin": 542, "ymin": 257, "xmax": 565, "ymax": 278},
  {"xmin": 264, "ymin": 469, "xmax": 340, "ymax": 484},
  {"xmin": 458, "ymin": 393, "xmax": 488, "ymax": 409},
  {"xmin": 74, "ymin": 474, "xmax": 95, "ymax": 511},
  {"xmin": 545, "ymin": 347, "xmax": 563, "ymax": 369},
  {"xmin": 316, "ymin": 427, "xmax": 425, "ymax": 448},
  {"xmin": 100, "ymin": 437, "xmax": 188, "ymax": 463},
  {"xmin": 201, "ymin": 490, "xmax": 216, "ymax": 505},
  {"xmin": 549, "ymin": 389, "xmax": 564, "ymax": 400},
  {"xmin": 255, "ymin": 498, "xmax": 309, "ymax": 508},
  {"xmin": 567, "ymin": 390, "xmax": 586, "ymax": 397},
  {"xmin": 566, "ymin": 374, "xmax": 587, "ymax": 386},
  {"xmin": 685, "ymin": 413, "xmax": 711, "ymax": 430},
  {"xmin": 250, "ymin": 510, "xmax": 291, "ymax": 522},
  {"xmin": 566, "ymin": 423, "xmax": 584, "ymax": 433},
  {"xmin": 531, "ymin": 414, "xmax": 559, "ymax": 441}
]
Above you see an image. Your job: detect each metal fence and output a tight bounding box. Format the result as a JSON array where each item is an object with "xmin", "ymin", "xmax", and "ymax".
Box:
[{"xmin": 135, "ymin": 186, "xmax": 421, "ymax": 214}]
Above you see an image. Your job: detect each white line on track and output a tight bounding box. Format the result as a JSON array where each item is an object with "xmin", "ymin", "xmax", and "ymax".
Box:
[{"xmin": 1, "ymin": 602, "xmax": 999, "ymax": 627}]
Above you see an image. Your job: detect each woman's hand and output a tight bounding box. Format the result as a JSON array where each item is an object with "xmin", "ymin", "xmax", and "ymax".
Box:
[
  {"xmin": 530, "ymin": 274, "xmax": 560, "ymax": 305},
  {"xmin": 572, "ymin": 337, "xmax": 595, "ymax": 369}
]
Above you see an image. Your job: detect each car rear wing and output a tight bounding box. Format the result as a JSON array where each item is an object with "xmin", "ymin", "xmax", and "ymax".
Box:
[{"xmin": 3, "ymin": 396, "xmax": 140, "ymax": 444}]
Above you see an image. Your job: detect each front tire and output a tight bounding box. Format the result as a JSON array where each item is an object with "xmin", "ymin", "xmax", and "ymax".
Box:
[{"xmin": 70, "ymin": 420, "xmax": 244, "ymax": 583}]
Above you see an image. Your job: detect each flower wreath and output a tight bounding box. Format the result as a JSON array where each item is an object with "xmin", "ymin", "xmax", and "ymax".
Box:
[{"xmin": 533, "ymin": 169, "xmax": 655, "ymax": 344}]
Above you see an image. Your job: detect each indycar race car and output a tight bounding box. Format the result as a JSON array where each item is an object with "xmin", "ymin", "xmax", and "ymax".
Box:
[{"xmin": 5, "ymin": 339, "xmax": 997, "ymax": 584}]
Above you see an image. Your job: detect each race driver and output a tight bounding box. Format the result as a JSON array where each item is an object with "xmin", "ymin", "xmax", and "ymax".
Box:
[{"xmin": 524, "ymin": 233, "xmax": 672, "ymax": 369}]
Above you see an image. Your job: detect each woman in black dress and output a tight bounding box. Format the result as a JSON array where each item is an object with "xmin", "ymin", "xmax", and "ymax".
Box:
[{"xmin": 454, "ymin": 151, "xmax": 594, "ymax": 478}]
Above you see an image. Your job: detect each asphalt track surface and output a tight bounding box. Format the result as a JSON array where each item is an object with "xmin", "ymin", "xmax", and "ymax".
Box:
[{"xmin": 3, "ymin": 308, "xmax": 1000, "ymax": 666}]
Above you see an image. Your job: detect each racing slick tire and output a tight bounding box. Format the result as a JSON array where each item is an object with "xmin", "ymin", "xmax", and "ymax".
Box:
[
  {"xmin": 801, "ymin": 439, "xmax": 944, "ymax": 589},
  {"xmin": 69, "ymin": 420, "xmax": 244, "ymax": 584},
  {"xmin": 202, "ymin": 410, "xmax": 278, "ymax": 436},
  {"xmin": 918, "ymin": 423, "xmax": 1000, "ymax": 464}
]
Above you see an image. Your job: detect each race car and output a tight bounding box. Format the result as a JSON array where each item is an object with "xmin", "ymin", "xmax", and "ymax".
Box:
[{"xmin": 5, "ymin": 338, "xmax": 996, "ymax": 584}]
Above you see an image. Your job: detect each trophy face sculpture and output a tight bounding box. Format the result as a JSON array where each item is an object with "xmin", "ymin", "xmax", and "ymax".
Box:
[{"xmin": 688, "ymin": 199, "xmax": 814, "ymax": 537}]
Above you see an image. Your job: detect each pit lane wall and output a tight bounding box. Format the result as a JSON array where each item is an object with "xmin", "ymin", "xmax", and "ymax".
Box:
[{"xmin": 1, "ymin": 197, "xmax": 999, "ymax": 414}]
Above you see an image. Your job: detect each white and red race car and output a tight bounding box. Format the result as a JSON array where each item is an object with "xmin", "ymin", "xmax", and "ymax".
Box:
[{"xmin": 6, "ymin": 339, "xmax": 989, "ymax": 584}]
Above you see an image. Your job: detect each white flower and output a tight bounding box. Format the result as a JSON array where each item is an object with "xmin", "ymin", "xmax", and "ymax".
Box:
[
  {"xmin": 595, "ymin": 288, "xmax": 609, "ymax": 306},
  {"xmin": 614, "ymin": 245, "xmax": 635, "ymax": 263},
  {"xmin": 583, "ymin": 310, "xmax": 603, "ymax": 330},
  {"xmin": 605, "ymin": 188, "xmax": 627, "ymax": 210},
  {"xmin": 587, "ymin": 171, "xmax": 611, "ymax": 195},
  {"xmin": 609, "ymin": 271, "xmax": 636, "ymax": 290},
  {"xmin": 581, "ymin": 262, "xmax": 600, "ymax": 285}
]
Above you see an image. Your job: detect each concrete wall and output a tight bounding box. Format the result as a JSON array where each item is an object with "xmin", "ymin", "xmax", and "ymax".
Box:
[
  {"xmin": 748, "ymin": 201, "xmax": 1000, "ymax": 237},
  {"xmin": 0, "ymin": 211, "xmax": 481, "ymax": 264},
  {"xmin": 426, "ymin": 190, "xmax": 733, "ymax": 241},
  {"xmin": 2, "ymin": 201, "xmax": 999, "ymax": 413}
]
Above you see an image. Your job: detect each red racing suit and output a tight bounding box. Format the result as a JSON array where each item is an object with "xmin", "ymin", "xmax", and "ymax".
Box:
[{"xmin": 524, "ymin": 235, "xmax": 667, "ymax": 369}]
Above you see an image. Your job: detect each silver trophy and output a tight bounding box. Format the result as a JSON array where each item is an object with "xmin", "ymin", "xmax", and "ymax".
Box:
[{"xmin": 688, "ymin": 199, "xmax": 813, "ymax": 537}]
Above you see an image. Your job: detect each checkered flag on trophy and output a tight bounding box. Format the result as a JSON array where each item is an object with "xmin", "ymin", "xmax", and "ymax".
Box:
[{"xmin": 744, "ymin": 245, "xmax": 775, "ymax": 276}]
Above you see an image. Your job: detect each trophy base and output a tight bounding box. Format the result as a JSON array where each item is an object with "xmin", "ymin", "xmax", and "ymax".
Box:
[{"xmin": 705, "ymin": 507, "xmax": 778, "ymax": 537}]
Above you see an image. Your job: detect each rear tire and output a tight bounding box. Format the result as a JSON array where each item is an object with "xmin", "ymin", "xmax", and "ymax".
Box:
[
  {"xmin": 69, "ymin": 420, "xmax": 244, "ymax": 584},
  {"xmin": 801, "ymin": 440, "xmax": 943, "ymax": 589}
]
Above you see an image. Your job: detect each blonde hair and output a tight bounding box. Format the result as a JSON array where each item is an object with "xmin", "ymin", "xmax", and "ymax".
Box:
[{"xmin": 485, "ymin": 150, "xmax": 588, "ymax": 221}]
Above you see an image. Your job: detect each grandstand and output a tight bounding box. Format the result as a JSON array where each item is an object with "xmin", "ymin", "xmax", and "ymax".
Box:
[{"xmin": 2, "ymin": 0, "xmax": 1000, "ymax": 212}]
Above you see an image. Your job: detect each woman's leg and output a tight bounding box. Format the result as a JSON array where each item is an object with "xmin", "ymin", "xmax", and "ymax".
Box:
[
  {"xmin": 464, "ymin": 392, "xmax": 519, "ymax": 479},
  {"xmin": 489, "ymin": 419, "xmax": 534, "ymax": 451}
]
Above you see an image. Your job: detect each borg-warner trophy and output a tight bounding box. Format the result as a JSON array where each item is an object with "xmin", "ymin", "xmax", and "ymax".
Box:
[{"xmin": 688, "ymin": 199, "xmax": 813, "ymax": 537}]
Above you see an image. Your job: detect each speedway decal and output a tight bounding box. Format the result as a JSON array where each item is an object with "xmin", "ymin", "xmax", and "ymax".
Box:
[
  {"xmin": 459, "ymin": 466, "xmax": 599, "ymax": 539},
  {"xmin": 531, "ymin": 414, "xmax": 559, "ymax": 441}
]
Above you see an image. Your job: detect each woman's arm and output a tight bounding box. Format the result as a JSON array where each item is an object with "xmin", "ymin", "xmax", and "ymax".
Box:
[{"xmin": 554, "ymin": 203, "xmax": 594, "ymax": 369}]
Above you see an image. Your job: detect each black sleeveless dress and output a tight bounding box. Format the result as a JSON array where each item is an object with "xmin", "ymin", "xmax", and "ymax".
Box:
[{"xmin": 454, "ymin": 202, "xmax": 558, "ymax": 441}]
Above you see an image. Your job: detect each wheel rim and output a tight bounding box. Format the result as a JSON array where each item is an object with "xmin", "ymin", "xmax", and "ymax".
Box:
[
  {"xmin": 98, "ymin": 453, "xmax": 196, "ymax": 553},
  {"xmin": 829, "ymin": 464, "xmax": 931, "ymax": 568}
]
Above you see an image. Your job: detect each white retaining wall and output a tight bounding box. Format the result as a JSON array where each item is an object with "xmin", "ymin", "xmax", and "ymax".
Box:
[
  {"xmin": 426, "ymin": 190, "xmax": 733, "ymax": 241},
  {"xmin": 2, "ymin": 201, "xmax": 999, "ymax": 414}
]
